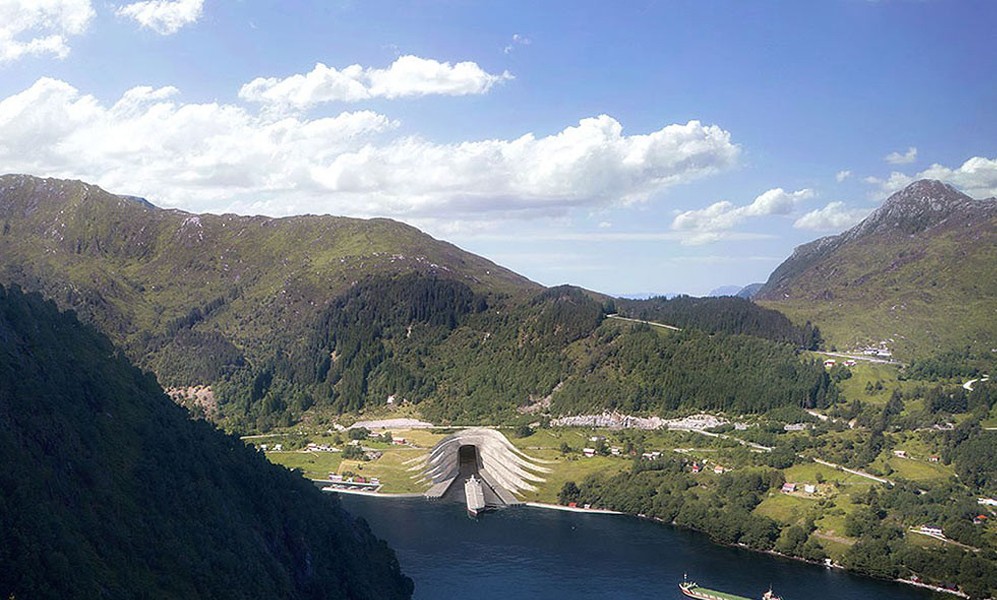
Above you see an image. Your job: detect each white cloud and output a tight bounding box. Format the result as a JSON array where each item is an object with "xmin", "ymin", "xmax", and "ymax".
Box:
[
  {"xmin": 916, "ymin": 156, "xmax": 997, "ymax": 199},
  {"xmin": 864, "ymin": 156, "xmax": 997, "ymax": 199},
  {"xmin": 885, "ymin": 146, "xmax": 917, "ymax": 165},
  {"xmin": 0, "ymin": 0, "xmax": 94, "ymax": 63},
  {"xmin": 503, "ymin": 33, "xmax": 531, "ymax": 54},
  {"xmin": 116, "ymin": 0, "xmax": 204, "ymax": 35},
  {"xmin": 239, "ymin": 56, "xmax": 513, "ymax": 111},
  {"xmin": 793, "ymin": 201, "xmax": 871, "ymax": 231},
  {"xmin": 671, "ymin": 187, "xmax": 813, "ymax": 244},
  {"xmin": 0, "ymin": 78, "xmax": 740, "ymax": 223},
  {"xmin": 836, "ymin": 169, "xmax": 851, "ymax": 182}
]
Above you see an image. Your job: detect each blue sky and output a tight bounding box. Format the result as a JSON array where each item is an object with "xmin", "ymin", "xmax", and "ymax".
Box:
[{"xmin": 1, "ymin": 1, "xmax": 995, "ymax": 296}]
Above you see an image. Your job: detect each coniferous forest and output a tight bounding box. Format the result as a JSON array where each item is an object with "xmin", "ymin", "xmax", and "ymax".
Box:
[{"xmin": 0, "ymin": 285, "xmax": 412, "ymax": 600}]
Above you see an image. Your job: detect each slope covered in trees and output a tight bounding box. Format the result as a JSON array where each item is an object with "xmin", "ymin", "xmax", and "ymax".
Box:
[
  {"xmin": 0, "ymin": 285, "xmax": 412, "ymax": 599},
  {"xmin": 1, "ymin": 175, "xmax": 839, "ymax": 429},
  {"xmin": 615, "ymin": 294, "xmax": 821, "ymax": 349}
]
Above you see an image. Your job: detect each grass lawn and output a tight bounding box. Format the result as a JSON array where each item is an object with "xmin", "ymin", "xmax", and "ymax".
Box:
[
  {"xmin": 337, "ymin": 448, "xmax": 431, "ymax": 494},
  {"xmin": 521, "ymin": 454, "xmax": 628, "ymax": 504},
  {"xmin": 783, "ymin": 462, "xmax": 875, "ymax": 487},
  {"xmin": 831, "ymin": 360, "xmax": 903, "ymax": 405},
  {"xmin": 882, "ymin": 457, "xmax": 953, "ymax": 483},
  {"xmin": 754, "ymin": 492, "xmax": 818, "ymax": 524},
  {"xmin": 266, "ymin": 450, "xmax": 343, "ymax": 480}
]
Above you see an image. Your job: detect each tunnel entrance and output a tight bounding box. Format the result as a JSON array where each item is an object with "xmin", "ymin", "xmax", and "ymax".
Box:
[
  {"xmin": 458, "ymin": 445, "xmax": 480, "ymax": 477},
  {"xmin": 439, "ymin": 444, "xmax": 505, "ymax": 507},
  {"xmin": 421, "ymin": 428, "xmax": 548, "ymax": 508}
]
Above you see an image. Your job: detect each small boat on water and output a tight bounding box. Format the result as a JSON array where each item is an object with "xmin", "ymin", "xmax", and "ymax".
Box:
[
  {"xmin": 679, "ymin": 576, "xmax": 782, "ymax": 600},
  {"xmin": 464, "ymin": 475, "xmax": 487, "ymax": 518}
]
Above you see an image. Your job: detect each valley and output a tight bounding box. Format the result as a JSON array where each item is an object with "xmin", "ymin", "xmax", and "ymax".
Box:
[{"xmin": 1, "ymin": 175, "xmax": 995, "ymax": 598}]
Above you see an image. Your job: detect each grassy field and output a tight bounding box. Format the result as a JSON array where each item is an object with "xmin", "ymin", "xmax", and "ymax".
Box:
[
  {"xmin": 265, "ymin": 450, "xmax": 344, "ymax": 481},
  {"xmin": 753, "ymin": 492, "xmax": 819, "ymax": 524}
]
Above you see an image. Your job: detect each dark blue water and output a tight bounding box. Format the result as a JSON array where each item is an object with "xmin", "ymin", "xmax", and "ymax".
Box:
[{"xmin": 339, "ymin": 495, "xmax": 940, "ymax": 600}]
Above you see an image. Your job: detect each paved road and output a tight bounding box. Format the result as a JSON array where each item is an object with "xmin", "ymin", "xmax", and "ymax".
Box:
[{"xmin": 606, "ymin": 314, "xmax": 681, "ymax": 331}]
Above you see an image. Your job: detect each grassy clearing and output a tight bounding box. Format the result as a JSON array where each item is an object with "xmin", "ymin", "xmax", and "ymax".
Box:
[
  {"xmin": 831, "ymin": 360, "xmax": 903, "ymax": 405},
  {"xmin": 522, "ymin": 454, "xmax": 629, "ymax": 504},
  {"xmin": 754, "ymin": 492, "xmax": 818, "ymax": 524},
  {"xmin": 783, "ymin": 462, "xmax": 875, "ymax": 487},
  {"xmin": 339, "ymin": 449, "xmax": 431, "ymax": 494},
  {"xmin": 266, "ymin": 451, "xmax": 343, "ymax": 480},
  {"xmin": 889, "ymin": 457, "xmax": 952, "ymax": 482}
]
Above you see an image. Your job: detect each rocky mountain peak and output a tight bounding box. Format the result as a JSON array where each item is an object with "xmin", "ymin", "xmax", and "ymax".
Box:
[{"xmin": 847, "ymin": 179, "xmax": 980, "ymax": 239}]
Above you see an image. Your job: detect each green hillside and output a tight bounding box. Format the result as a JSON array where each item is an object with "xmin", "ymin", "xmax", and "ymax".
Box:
[
  {"xmin": 1, "ymin": 174, "xmax": 838, "ymax": 430},
  {"xmin": 0, "ymin": 284, "xmax": 412, "ymax": 599},
  {"xmin": 756, "ymin": 180, "xmax": 997, "ymax": 362}
]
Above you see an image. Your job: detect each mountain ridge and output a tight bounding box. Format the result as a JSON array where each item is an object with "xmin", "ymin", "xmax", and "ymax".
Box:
[{"xmin": 756, "ymin": 179, "xmax": 997, "ymax": 359}]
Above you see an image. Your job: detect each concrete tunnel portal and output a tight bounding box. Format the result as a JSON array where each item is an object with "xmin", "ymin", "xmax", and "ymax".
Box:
[{"xmin": 415, "ymin": 428, "xmax": 549, "ymax": 508}]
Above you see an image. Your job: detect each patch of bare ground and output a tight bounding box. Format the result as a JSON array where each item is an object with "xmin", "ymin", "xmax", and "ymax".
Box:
[{"xmin": 166, "ymin": 386, "xmax": 217, "ymax": 419}]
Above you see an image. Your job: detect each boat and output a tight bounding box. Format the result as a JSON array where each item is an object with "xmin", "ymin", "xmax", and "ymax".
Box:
[
  {"xmin": 679, "ymin": 577, "xmax": 782, "ymax": 600},
  {"xmin": 464, "ymin": 475, "xmax": 487, "ymax": 517}
]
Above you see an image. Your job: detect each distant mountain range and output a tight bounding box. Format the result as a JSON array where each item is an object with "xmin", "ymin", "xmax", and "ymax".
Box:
[
  {"xmin": 756, "ymin": 179, "xmax": 997, "ymax": 359},
  {"xmin": 707, "ymin": 283, "xmax": 763, "ymax": 299}
]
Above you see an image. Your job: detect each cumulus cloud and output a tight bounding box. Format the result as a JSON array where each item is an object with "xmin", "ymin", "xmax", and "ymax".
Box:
[
  {"xmin": 836, "ymin": 170, "xmax": 851, "ymax": 182},
  {"xmin": 885, "ymin": 146, "xmax": 917, "ymax": 165},
  {"xmin": 116, "ymin": 0, "xmax": 204, "ymax": 35},
  {"xmin": 671, "ymin": 188, "xmax": 813, "ymax": 244},
  {"xmin": 865, "ymin": 156, "xmax": 997, "ymax": 199},
  {"xmin": 0, "ymin": 77, "xmax": 740, "ymax": 221},
  {"xmin": 794, "ymin": 201, "xmax": 871, "ymax": 231},
  {"xmin": 239, "ymin": 55, "xmax": 513, "ymax": 111},
  {"xmin": 0, "ymin": 0, "xmax": 94, "ymax": 63}
]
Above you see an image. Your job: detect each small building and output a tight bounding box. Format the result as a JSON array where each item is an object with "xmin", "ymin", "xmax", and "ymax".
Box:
[
  {"xmin": 690, "ymin": 463, "xmax": 702, "ymax": 474},
  {"xmin": 979, "ymin": 498, "xmax": 997, "ymax": 507},
  {"xmin": 392, "ymin": 437, "xmax": 407, "ymax": 445},
  {"xmin": 781, "ymin": 483, "xmax": 797, "ymax": 493},
  {"xmin": 823, "ymin": 359, "xmax": 836, "ymax": 368},
  {"xmin": 713, "ymin": 465, "xmax": 726, "ymax": 475},
  {"xmin": 582, "ymin": 447, "xmax": 596, "ymax": 458},
  {"xmin": 974, "ymin": 515, "xmax": 988, "ymax": 525},
  {"xmin": 844, "ymin": 360, "xmax": 857, "ymax": 367},
  {"xmin": 919, "ymin": 525, "xmax": 944, "ymax": 536},
  {"xmin": 804, "ymin": 484, "xmax": 817, "ymax": 494},
  {"xmin": 273, "ymin": 444, "xmax": 283, "ymax": 451},
  {"xmin": 929, "ymin": 455, "xmax": 940, "ymax": 463},
  {"xmin": 588, "ymin": 435, "xmax": 606, "ymax": 442},
  {"xmin": 893, "ymin": 450, "xmax": 907, "ymax": 458},
  {"xmin": 784, "ymin": 423, "xmax": 808, "ymax": 432},
  {"xmin": 610, "ymin": 446, "xmax": 622, "ymax": 456}
]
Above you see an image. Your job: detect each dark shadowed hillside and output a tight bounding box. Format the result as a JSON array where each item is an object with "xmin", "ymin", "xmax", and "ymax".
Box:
[{"xmin": 0, "ymin": 285, "xmax": 412, "ymax": 599}]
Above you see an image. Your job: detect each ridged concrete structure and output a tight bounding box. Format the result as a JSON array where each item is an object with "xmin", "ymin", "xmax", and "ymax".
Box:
[{"xmin": 414, "ymin": 428, "xmax": 549, "ymax": 505}]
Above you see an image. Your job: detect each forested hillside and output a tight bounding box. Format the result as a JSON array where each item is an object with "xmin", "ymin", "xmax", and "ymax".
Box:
[
  {"xmin": 0, "ymin": 285, "xmax": 413, "ymax": 599},
  {"xmin": 207, "ymin": 279, "xmax": 836, "ymax": 427},
  {"xmin": 0, "ymin": 174, "xmax": 535, "ymax": 390},
  {"xmin": 1, "ymin": 175, "xmax": 838, "ymax": 430},
  {"xmin": 615, "ymin": 294, "xmax": 822, "ymax": 348}
]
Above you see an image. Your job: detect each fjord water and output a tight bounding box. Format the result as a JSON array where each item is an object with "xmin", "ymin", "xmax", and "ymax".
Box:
[{"xmin": 339, "ymin": 495, "xmax": 937, "ymax": 600}]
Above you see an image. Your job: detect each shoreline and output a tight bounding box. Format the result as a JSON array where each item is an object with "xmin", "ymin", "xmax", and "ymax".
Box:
[
  {"xmin": 324, "ymin": 483, "xmax": 973, "ymax": 598},
  {"xmin": 524, "ymin": 501, "xmax": 623, "ymax": 515}
]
